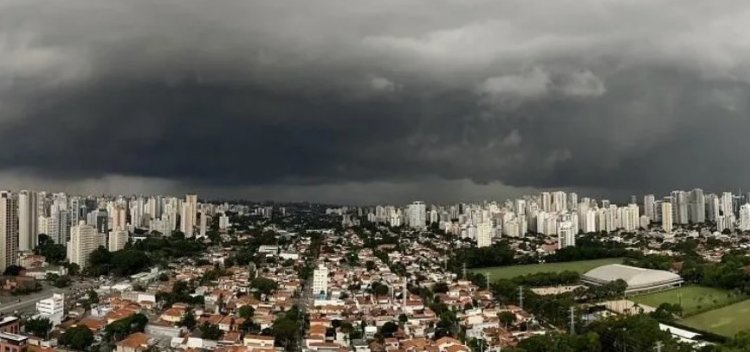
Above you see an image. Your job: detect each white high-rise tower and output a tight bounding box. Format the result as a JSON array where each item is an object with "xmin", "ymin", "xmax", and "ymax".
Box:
[
  {"xmin": 180, "ymin": 194, "xmax": 198, "ymax": 237},
  {"xmin": 407, "ymin": 201, "xmax": 426, "ymax": 229},
  {"xmin": 661, "ymin": 202, "xmax": 673, "ymax": 233},
  {"xmin": 476, "ymin": 221, "xmax": 492, "ymax": 248},
  {"xmin": 643, "ymin": 194, "xmax": 656, "ymax": 221},
  {"xmin": 18, "ymin": 190, "xmax": 38, "ymax": 251},
  {"xmin": 67, "ymin": 221, "xmax": 103, "ymax": 269},
  {"xmin": 740, "ymin": 204, "xmax": 750, "ymax": 231}
]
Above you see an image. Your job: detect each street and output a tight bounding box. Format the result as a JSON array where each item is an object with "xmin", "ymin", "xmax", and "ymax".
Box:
[{"xmin": 0, "ymin": 288, "xmax": 64, "ymax": 314}]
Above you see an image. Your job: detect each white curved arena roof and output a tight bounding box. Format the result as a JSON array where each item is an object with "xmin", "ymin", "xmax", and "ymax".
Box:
[{"xmin": 582, "ymin": 264, "xmax": 683, "ymax": 293}]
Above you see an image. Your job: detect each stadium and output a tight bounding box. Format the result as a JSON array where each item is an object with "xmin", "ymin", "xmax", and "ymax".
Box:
[{"xmin": 582, "ymin": 264, "xmax": 684, "ymax": 295}]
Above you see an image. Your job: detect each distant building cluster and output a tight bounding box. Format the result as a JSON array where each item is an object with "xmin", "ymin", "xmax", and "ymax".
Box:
[
  {"xmin": 645, "ymin": 189, "xmax": 750, "ymax": 233},
  {"xmin": 350, "ymin": 189, "xmax": 750, "ymax": 249},
  {"xmin": 0, "ymin": 190, "xmax": 252, "ymax": 273}
]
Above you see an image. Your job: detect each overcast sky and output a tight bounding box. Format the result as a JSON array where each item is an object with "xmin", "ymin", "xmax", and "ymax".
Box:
[{"xmin": 2, "ymin": 0, "xmax": 750, "ymax": 204}]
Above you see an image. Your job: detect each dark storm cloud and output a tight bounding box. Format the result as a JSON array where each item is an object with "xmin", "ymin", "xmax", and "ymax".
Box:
[{"xmin": 2, "ymin": 0, "xmax": 750, "ymax": 201}]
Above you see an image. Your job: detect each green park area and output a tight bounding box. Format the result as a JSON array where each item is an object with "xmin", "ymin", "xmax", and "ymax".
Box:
[
  {"xmin": 631, "ymin": 285, "xmax": 743, "ymax": 316},
  {"xmin": 469, "ymin": 257, "xmax": 623, "ymax": 280},
  {"xmin": 679, "ymin": 298, "xmax": 750, "ymax": 337}
]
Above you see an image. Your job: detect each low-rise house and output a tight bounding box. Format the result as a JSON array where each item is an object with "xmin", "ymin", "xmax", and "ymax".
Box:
[
  {"xmin": 243, "ymin": 334, "xmax": 275, "ymax": 349},
  {"xmin": 115, "ymin": 332, "xmax": 153, "ymax": 352}
]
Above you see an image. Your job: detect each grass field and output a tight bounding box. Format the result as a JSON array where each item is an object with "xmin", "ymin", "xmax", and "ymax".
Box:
[
  {"xmin": 469, "ymin": 258, "xmax": 624, "ymax": 280},
  {"xmin": 631, "ymin": 286, "xmax": 742, "ymax": 315},
  {"xmin": 679, "ymin": 299, "xmax": 750, "ymax": 337}
]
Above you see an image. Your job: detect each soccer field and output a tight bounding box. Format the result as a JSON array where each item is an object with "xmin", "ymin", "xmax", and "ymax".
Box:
[
  {"xmin": 679, "ymin": 299, "xmax": 750, "ymax": 337},
  {"xmin": 630, "ymin": 286, "xmax": 741, "ymax": 315},
  {"xmin": 469, "ymin": 258, "xmax": 623, "ymax": 280}
]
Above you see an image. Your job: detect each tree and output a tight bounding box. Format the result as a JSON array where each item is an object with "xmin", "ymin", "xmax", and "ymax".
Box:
[
  {"xmin": 111, "ymin": 249, "xmax": 152, "ymax": 276},
  {"xmin": 398, "ymin": 314, "xmax": 408, "ymax": 324},
  {"xmin": 272, "ymin": 316, "xmax": 299, "ymax": 349},
  {"xmin": 723, "ymin": 331, "xmax": 750, "ymax": 351},
  {"xmin": 468, "ymin": 338, "xmax": 488, "ymax": 352},
  {"xmin": 498, "ymin": 311, "xmax": 516, "ymax": 328},
  {"xmin": 104, "ymin": 313, "xmax": 149, "ymax": 342},
  {"xmin": 88, "ymin": 246, "xmax": 113, "ymax": 276},
  {"xmin": 65, "ymin": 262, "xmax": 81, "ymax": 276},
  {"xmin": 371, "ymin": 282, "xmax": 389, "ymax": 296},
  {"xmin": 200, "ymin": 322, "xmax": 223, "ymax": 340},
  {"xmin": 34, "ymin": 237, "xmax": 66, "ymax": 265},
  {"xmin": 179, "ymin": 311, "xmax": 197, "ymax": 330},
  {"xmin": 588, "ymin": 314, "xmax": 677, "ymax": 352},
  {"xmin": 238, "ymin": 305, "xmax": 255, "ymax": 319},
  {"xmin": 380, "ymin": 321, "xmax": 399, "ymax": 337},
  {"xmin": 60, "ymin": 326, "xmax": 94, "ymax": 350},
  {"xmin": 87, "ymin": 289, "xmax": 99, "ymax": 304},
  {"xmin": 251, "ymin": 277, "xmax": 278, "ymax": 298},
  {"xmin": 346, "ymin": 252, "xmax": 359, "ymax": 265},
  {"xmin": 651, "ymin": 303, "xmax": 682, "ymax": 321},
  {"xmin": 24, "ymin": 317, "xmax": 52, "ymax": 338},
  {"xmin": 53, "ymin": 275, "xmax": 72, "ymax": 288},
  {"xmin": 433, "ymin": 282, "xmax": 449, "ymax": 293},
  {"xmin": 3, "ymin": 265, "xmax": 24, "ymax": 276}
]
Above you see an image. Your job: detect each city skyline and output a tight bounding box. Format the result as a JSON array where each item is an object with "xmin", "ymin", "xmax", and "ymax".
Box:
[{"xmin": 4, "ymin": 1, "xmax": 750, "ymax": 350}]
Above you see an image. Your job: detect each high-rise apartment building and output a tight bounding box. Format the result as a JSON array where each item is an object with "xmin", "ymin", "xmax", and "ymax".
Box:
[
  {"xmin": 541, "ymin": 192, "xmax": 552, "ymax": 212},
  {"xmin": 18, "ymin": 190, "xmax": 38, "ymax": 251},
  {"xmin": 688, "ymin": 188, "xmax": 705, "ymax": 224},
  {"xmin": 712, "ymin": 194, "xmax": 722, "ymax": 220},
  {"xmin": 552, "ymin": 191, "xmax": 567, "ymax": 212},
  {"xmin": 108, "ymin": 229, "xmax": 129, "ymax": 252},
  {"xmin": 721, "ymin": 192, "xmax": 733, "ymax": 217},
  {"xmin": 557, "ymin": 220, "xmax": 575, "ymax": 249},
  {"xmin": 51, "ymin": 210, "xmax": 69, "ymax": 245},
  {"xmin": 407, "ymin": 201, "xmax": 426, "ymax": 229},
  {"xmin": 111, "ymin": 205, "xmax": 127, "ymax": 231},
  {"xmin": 0, "ymin": 192, "xmax": 17, "ymax": 270},
  {"xmin": 740, "ymin": 204, "xmax": 750, "ymax": 231},
  {"xmin": 94, "ymin": 209, "xmax": 108, "ymax": 233},
  {"xmin": 199, "ymin": 210, "xmax": 208, "ymax": 236},
  {"xmin": 568, "ymin": 193, "xmax": 578, "ymax": 212},
  {"xmin": 643, "ymin": 194, "xmax": 656, "ymax": 221},
  {"xmin": 180, "ymin": 194, "xmax": 198, "ymax": 237},
  {"xmin": 670, "ymin": 190, "xmax": 688, "ymax": 225},
  {"xmin": 219, "ymin": 212, "xmax": 229, "ymax": 230},
  {"xmin": 67, "ymin": 221, "xmax": 103, "ymax": 269},
  {"xmin": 476, "ymin": 221, "xmax": 492, "ymax": 248},
  {"xmin": 661, "ymin": 202, "xmax": 673, "ymax": 233}
]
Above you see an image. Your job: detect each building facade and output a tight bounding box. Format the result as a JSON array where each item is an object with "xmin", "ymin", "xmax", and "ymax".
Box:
[
  {"xmin": 0, "ymin": 192, "xmax": 18, "ymax": 271},
  {"xmin": 67, "ymin": 222, "xmax": 104, "ymax": 269}
]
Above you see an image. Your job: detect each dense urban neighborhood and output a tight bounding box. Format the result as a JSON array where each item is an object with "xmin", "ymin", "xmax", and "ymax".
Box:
[{"xmin": 0, "ymin": 191, "xmax": 746, "ymax": 351}]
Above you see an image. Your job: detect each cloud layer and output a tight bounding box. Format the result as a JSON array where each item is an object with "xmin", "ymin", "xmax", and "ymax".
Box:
[{"xmin": 2, "ymin": 0, "xmax": 750, "ymax": 202}]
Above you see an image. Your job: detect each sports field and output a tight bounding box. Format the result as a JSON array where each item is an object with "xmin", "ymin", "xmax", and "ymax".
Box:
[
  {"xmin": 630, "ymin": 285, "xmax": 741, "ymax": 315},
  {"xmin": 469, "ymin": 258, "xmax": 623, "ymax": 280},
  {"xmin": 679, "ymin": 299, "xmax": 750, "ymax": 337}
]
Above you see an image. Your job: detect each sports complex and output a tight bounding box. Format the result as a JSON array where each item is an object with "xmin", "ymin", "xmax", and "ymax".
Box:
[
  {"xmin": 581, "ymin": 264, "xmax": 684, "ymax": 295},
  {"xmin": 473, "ymin": 260, "xmax": 750, "ymax": 337}
]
